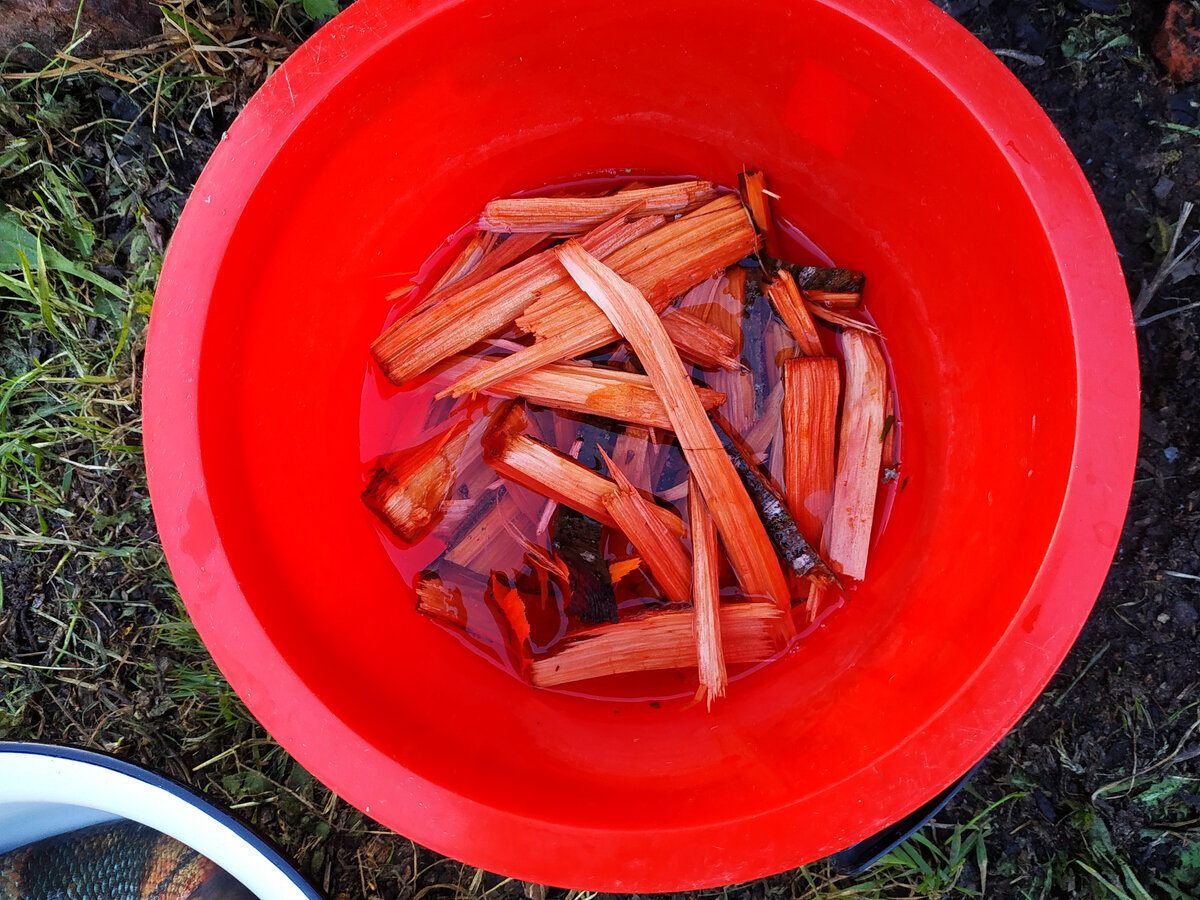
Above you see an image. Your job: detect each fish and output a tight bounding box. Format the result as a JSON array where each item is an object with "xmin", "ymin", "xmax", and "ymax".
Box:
[{"xmin": 0, "ymin": 820, "xmax": 257, "ymax": 900}]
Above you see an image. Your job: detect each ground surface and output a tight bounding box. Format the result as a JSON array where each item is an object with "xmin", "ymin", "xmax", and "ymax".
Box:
[{"xmin": 1, "ymin": 1, "xmax": 1198, "ymax": 898}]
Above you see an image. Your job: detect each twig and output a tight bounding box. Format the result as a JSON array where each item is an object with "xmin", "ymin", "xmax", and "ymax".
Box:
[
  {"xmin": 1136, "ymin": 300, "xmax": 1200, "ymax": 327},
  {"xmin": 1162, "ymin": 570, "xmax": 1200, "ymax": 582},
  {"xmin": 1091, "ymin": 715, "xmax": 1200, "ymax": 803},
  {"xmin": 1134, "ymin": 202, "xmax": 1199, "ymax": 317},
  {"xmin": 1052, "ymin": 640, "xmax": 1111, "ymax": 709}
]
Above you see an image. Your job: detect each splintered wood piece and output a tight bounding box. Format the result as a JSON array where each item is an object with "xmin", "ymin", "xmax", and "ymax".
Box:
[
  {"xmin": 427, "ymin": 232, "xmax": 555, "ymax": 309},
  {"xmin": 783, "ymin": 356, "xmax": 841, "ymax": 551},
  {"xmin": 688, "ymin": 475, "xmax": 726, "ymax": 707},
  {"xmin": 446, "ymin": 197, "xmax": 760, "ymax": 397},
  {"xmin": 711, "ymin": 410, "xmax": 831, "ymax": 594},
  {"xmin": 362, "ymin": 422, "xmax": 470, "ymax": 543},
  {"xmin": 483, "ymin": 404, "xmax": 684, "ymax": 537},
  {"xmin": 661, "ymin": 309, "xmax": 741, "ymax": 370},
  {"xmin": 490, "ymin": 574, "xmax": 532, "ymax": 647},
  {"xmin": 803, "ymin": 289, "xmax": 862, "ymax": 309},
  {"xmin": 609, "ymin": 557, "xmax": 643, "ymax": 583},
  {"xmin": 414, "ymin": 571, "xmax": 468, "ymax": 628},
  {"xmin": 738, "ymin": 170, "xmax": 780, "ymax": 259},
  {"xmin": 704, "ymin": 367, "xmax": 755, "ymax": 435},
  {"xmin": 442, "ymin": 486, "xmax": 535, "ymax": 574},
  {"xmin": 554, "ymin": 240, "xmax": 791, "ymax": 611},
  {"xmin": 478, "ymin": 181, "xmax": 718, "ymax": 233},
  {"xmin": 535, "ymin": 438, "xmax": 582, "ymax": 535},
  {"xmin": 805, "ymin": 580, "xmax": 826, "ymax": 623},
  {"xmin": 371, "ymin": 210, "xmax": 663, "ymax": 385},
  {"xmin": 456, "ymin": 357, "xmax": 726, "ymax": 431},
  {"xmin": 431, "ymin": 232, "xmax": 497, "ymax": 294},
  {"xmin": 600, "ymin": 448, "xmax": 692, "ymax": 605},
  {"xmin": 826, "ymin": 331, "xmax": 888, "ymax": 580},
  {"xmin": 486, "ymin": 574, "xmax": 533, "ymax": 679},
  {"xmin": 766, "ymin": 270, "xmax": 824, "ymax": 356},
  {"xmin": 768, "ymin": 416, "xmax": 786, "ymax": 491},
  {"xmin": 609, "ymin": 423, "xmax": 655, "ymax": 491},
  {"xmin": 529, "ymin": 602, "xmax": 787, "ymax": 688},
  {"xmin": 806, "ymin": 303, "xmax": 881, "ymax": 335},
  {"xmin": 764, "ymin": 319, "xmax": 799, "ymax": 389},
  {"xmin": 744, "ymin": 379, "xmax": 785, "ymax": 462},
  {"xmin": 677, "ymin": 270, "xmax": 743, "ymax": 349}
]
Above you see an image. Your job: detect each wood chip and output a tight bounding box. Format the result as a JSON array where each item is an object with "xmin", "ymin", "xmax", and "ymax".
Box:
[
  {"xmin": 600, "ymin": 448, "xmax": 692, "ymax": 605},
  {"xmin": 371, "ymin": 211, "xmax": 663, "ymax": 385},
  {"xmin": 554, "ymin": 240, "xmax": 791, "ymax": 611},
  {"xmin": 766, "ymin": 270, "xmax": 824, "ymax": 356},
  {"xmin": 529, "ymin": 602, "xmax": 787, "ymax": 687},
  {"xmin": 825, "ymin": 331, "xmax": 887, "ymax": 580},
  {"xmin": 783, "ymin": 356, "xmax": 841, "ymax": 551},
  {"xmin": 445, "ymin": 196, "xmax": 760, "ymax": 397},
  {"xmin": 461, "ymin": 357, "xmax": 726, "ymax": 431},
  {"xmin": 479, "ymin": 181, "xmax": 718, "ymax": 233},
  {"xmin": 688, "ymin": 475, "xmax": 726, "ymax": 707}
]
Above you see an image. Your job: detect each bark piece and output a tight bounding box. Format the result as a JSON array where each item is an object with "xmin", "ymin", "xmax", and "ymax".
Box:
[{"xmin": 551, "ymin": 508, "xmax": 618, "ymax": 624}]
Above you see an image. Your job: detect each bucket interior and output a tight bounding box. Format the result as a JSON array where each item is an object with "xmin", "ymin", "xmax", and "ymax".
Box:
[{"xmin": 186, "ymin": 0, "xmax": 1080, "ymax": 867}]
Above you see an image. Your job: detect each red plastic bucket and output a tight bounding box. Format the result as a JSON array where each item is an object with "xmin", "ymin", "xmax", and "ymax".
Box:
[{"xmin": 145, "ymin": 0, "xmax": 1138, "ymax": 890}]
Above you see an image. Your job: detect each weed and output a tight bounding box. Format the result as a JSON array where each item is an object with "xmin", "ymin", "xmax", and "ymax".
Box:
[{"xmin": 1060, "ymin": 4, "xmax": 1148, "ymax": 78}]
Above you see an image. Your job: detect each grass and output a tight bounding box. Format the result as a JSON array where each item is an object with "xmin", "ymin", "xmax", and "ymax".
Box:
[{"xmin": 2, "ymin": 2, "xmax": 1198, "ymax": 898}]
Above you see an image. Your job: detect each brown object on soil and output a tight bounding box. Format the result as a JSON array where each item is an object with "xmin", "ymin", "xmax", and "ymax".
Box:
[
  {"xmin": 1155, "ymin": 1, "xmax": 1200, "ymax": 83},
  {"xmin": 0, "ymin": 0, "xmax": 160, "ymax": 61},
  {"xmin": 528, "ymin": 602, "xmax": 788, "ymax": 688}
]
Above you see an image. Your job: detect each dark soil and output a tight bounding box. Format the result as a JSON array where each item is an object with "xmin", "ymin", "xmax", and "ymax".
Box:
[
  {"xmin": 1, "ymin": 1, "xmax": 1197, "ymax": 898},
  {"xmin": 932, "ymin": 2, "xmax": 1200, "ymax": 897}
]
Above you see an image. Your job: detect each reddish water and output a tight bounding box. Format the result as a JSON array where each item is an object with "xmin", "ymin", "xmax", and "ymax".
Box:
[{"xmin": 358, "ymin": 178, "xmax": 902, "ymax": 701}]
